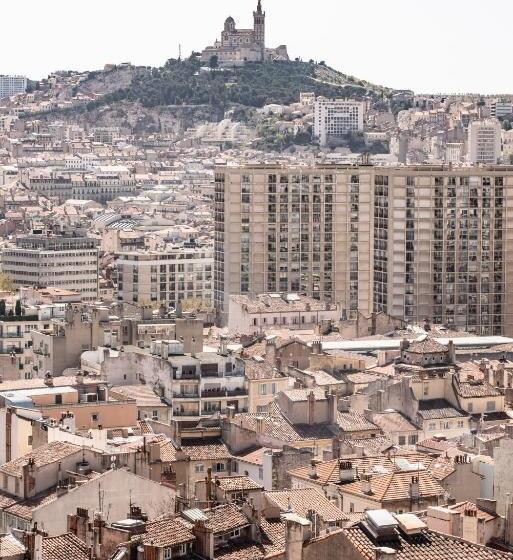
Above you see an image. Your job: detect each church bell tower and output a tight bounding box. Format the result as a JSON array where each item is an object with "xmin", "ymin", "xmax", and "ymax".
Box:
[{"xmin": 253, "ymin": 0, "xmax": 266, "ymax": 59}]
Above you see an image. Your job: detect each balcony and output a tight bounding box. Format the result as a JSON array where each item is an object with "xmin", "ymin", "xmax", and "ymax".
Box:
[
  {"xmin": 173, "ymin": 371, "xmax": 199, "ymax": 380},
  {"xmin": 173, "ymin": 392, "xmax": 199, "ymax": 399},
  {"xmin": 173, "ymin": 410, "xmax": 200, "ymax": 417},
  {"xmin": 0, "ymin": 332, "xmax": 23, "ymax": 339},
  {"xmin": 201, "ymin": 388, "xmax": 226, "ymax": 398}
]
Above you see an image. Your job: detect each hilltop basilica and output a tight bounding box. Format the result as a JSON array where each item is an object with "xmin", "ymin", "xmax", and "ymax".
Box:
[{"xmin": 200, "ymin": 0, "xmax": 289, "ymax": 66}]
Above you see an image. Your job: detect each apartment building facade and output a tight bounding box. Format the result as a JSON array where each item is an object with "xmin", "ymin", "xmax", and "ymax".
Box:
[
  {"xmin": 0, "ymin": 75, "xmax": 27, "ymax": 99},
  {"xmin": 468, "ymin": 119, "xmax": 502, "ymax": 164},
  {"xmin": 313, "ymin": 98, "xmax": 365, "ymax": 147},
  {"xmin": 214, "ymin": 164, "xmax": 513, "ymax": 335},
  {"xmin": 116, "ymin": 243, "xmax": 213, "ymax": 308},
  {"xmin": 2, "ymin": 234, "xmax": 99, "ymax": 301}
]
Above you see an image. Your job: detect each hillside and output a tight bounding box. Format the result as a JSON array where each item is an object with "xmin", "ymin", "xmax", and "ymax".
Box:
[{"xmin": 78, "ymin": 57, "xmax": 390, "ymax": 113}]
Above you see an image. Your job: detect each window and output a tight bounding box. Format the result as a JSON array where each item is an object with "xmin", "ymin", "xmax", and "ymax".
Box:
[
  {"xmin": 468, "ymin": 403, "xmax": 473, "ymax": 413},
  {"xmin": 259, "ymin": 384, "xmax": 267, "ymax": 396},
  {"xmin": 408, "ymin": 435, "xmax": 418, "ymax": 445},
  {"xmin": 215, "ymin": 462, "xmax": 226, "ymax": 472},
  {"xmin": 55, "ymin": 394, "xmax": 62, "ymax": 405},
  {"xmin": 349, "ymin": 502, "xmax": 355, "ymax": 513},
  {"xmin": 2, "ymin": 474, "xmax": 7, "ymax": 489},
  {"xmin": 152, "ymin": 410, "xmax": 159, "ymax": 420},
  {"xmin": 258, "ymin": 467, "xmax": 264, "ymax": 479},
  {"xmin": 428, "ymin": 422, "xmax": 436, "ymax": 431},
  {"xmin": 164, "ymin": 547, "xmax": 173, "ymax": 560},
  {"xmin": 195, "ymin": 464, "xmax": 204, "ymax": 474},
  {"xmin": 486, "ymin": 401, "xmax": 496, "ymax": 412},
  {"xmin": 398, "ymin": 436, "xmax": 406, "ymax": 446},
  {"xmin": 91, "ymin": 413, "xmax": 99, "ymax": 422}
]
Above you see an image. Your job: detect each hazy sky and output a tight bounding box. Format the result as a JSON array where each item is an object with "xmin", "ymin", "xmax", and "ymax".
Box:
[{"xmin": 2, "ymin": 0, "xmax": 511, "ymax": 94}]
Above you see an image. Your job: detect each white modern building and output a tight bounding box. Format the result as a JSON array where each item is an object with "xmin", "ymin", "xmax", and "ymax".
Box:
[
  {"xmin": 0, "ymin": 75, "xmax": 27, "ymax": 99},
  {"xmin": 468, "ymin": 119, "xmax": 502, "ymax": 164},
  {"xmin": 1, "ymin": 234, "xmax": 99, "ymax": 301},
  {"xmin": 314, "ymin": 97, "xmax": 365, "ymax": 146}
]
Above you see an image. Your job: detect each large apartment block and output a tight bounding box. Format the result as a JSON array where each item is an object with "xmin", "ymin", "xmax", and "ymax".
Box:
[
  {"xmin": 2, "ymin": 235, "xmax": 99, "ymax": 300},
  {"xmin": 313, "ymin": 98, "xmax": 365, "ymax": 146},
  {"xmin": 116, "ymin": 244, "xmax": 213, "ymax": 308},
  {"xmin": 214, "ymin": 164, "xmax": 513, "ymax": 335},
  {"xmin": 0, "ymin": 75, "xmax": 27, "ymax": 99}
]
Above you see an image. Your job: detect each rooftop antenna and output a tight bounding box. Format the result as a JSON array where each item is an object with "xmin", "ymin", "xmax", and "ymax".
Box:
[{"xmin": 178, "ymin": 44, "xmax": 182, "ymax": 61}]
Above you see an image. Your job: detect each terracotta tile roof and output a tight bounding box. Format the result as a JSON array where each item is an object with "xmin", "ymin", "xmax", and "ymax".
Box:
[
  {"xmin": 282, "ymin": 387, "xmax": 327, "ymax": 402},
  {"xmin": 236, "ymin": 447, "xmax": 273, "ymax": 466},
  {"xmin": 41, "ymin": 533, "xmax": 90, "ymax": 560},
  {"xmin": 204, "ymin": 504, "xmax": 249, "ymax": 534},
  {"xmin": 0, "ymin": 490, "xmax": 20, "ymax": 510},
  {"xmin": 417, "ymin": 399, "xmax": 466, "ymax": 420},
  {"xmin": 417, "ymin": 438, "xmax": 458, "ymax": 453},
  {"xmin": 215, "ymin": 476, "xmax": 262, "ymax": 492},
  {"xmin": 340, "ymin": 470, "xmax": 445, "ymax": 503},
  {"xmin": 180, "ymin": 438, "xmax": 232, "ymax": 461},
  {"xmin": 371, "ymin": 412, "xmax": 418, "ymax": 433},
  {"xmin": 0, "ymin": 442, "xmax": 81, "ymax": 478},
  {"xmin": 244, "ymin": 358, "xmax": 285, "ymax": 381},
  {"xmin": 0, "ymin": 534, "xmax": 25, "ymax": 558},
  {"xmin": 337, "ymin": 412, "xmax": 379, "ymax": 433},
  {"xmin": 110, "ymin": 384, "xmax": 165, "ymax": 407},
  {"xmin": 215, "ymin": 518, "xmax": 285, "ymax": 560},
  {"xmin": 346, "ymin": 372, "xmax": 380, "ymax": 384},
  {"xmin": 347, "ymin": 436, "xmax": 395, "ymax": 455},
  {"xmin": 140, "ymin": 517, "xmax": 195, "ymax": 547},
  {"xmin": 4, "ymin": 488, "xmax": 59, "ymax": 521},
  {"xmin": 343, "ymin": 524, "xmax": 513, "ymax": 560},
  {"xmin": 159, "ymin": 440, "xmax": 178, "ymax": 462},
  {"xmin": 264, "ymin": 488, "xmax": 347, "ymax": 523},
  {"xmin": 454, "ymin": 379, "xmax": 502, "ymax": 398},
  {"xmin": 289, "ymin": 456, "xmax": 395, "ymax": 486},
  {"xmin": 448, "ymin": 501, "xmax": 498, "ymax": 522},
  {"xmin": 406, "ymin": 339, "xmax": 448, "ymax": 354}
]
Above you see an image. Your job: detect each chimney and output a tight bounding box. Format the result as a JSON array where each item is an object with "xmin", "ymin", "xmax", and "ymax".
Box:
[
  {"xmin": 206, "ymin": 467, "xmax": 213, "ymax": 504},
  {"xmin": 375, "ymin": 547, "xmax": 397, "ymax": 560},
  {"xmin": 285, "ymin": 517, "xmax": 310, "ymax": 560},
  {"xmin": 338, "ymin": 398, "xmax": 350, "ymax": 413},
  {"xmin": 265, "ymin": 338, "xmax": 277, "ymax": 365},
  {"xmin": 339, "ymin": 460, "xmax": 356, "ymax": 483},
  {"xmin": 505, "ymin": 499, "xmax": 513, "ymax": 546},
  {"xmin": 409, "ymin": 476, "xmax": 420, "ymax": 500},
  {"xmin": 148, "ymin": 441, "xmax": 161, "ymax": 463},
  {"xmin": 191, "ymin": 337, "xmax": 197, "ymax": 358},
  {"xmin": 462, "ymin": 506, "xmax": 479, "ymax": 544},
  {"xmin": 307, "ymin": 390, "xmax": 316, "ymax": 425},
  {"xmin": 255, "ymin": 416, "xmax": 265, "ymax": 436},
  {"xmin": 328, "ymin": 392, "xmax": 338, "ymax": 425},
  {"xmin": 361, "ymin": 473, "xmax": 373, "ymax": 495},
  {"xmin": 193, "ymin": 520, "xmax": 214, "ymax": 560},
  {"xmin": 309, "ymin": 459, "xmax": 319, "ymax": 479},
  {"xmin": 447, "ymin": 340, "xmax": 456, "ymax": 363},
  {"xmin": 219, "ymin": 335, "xmax": 228, "ymax": 357}
]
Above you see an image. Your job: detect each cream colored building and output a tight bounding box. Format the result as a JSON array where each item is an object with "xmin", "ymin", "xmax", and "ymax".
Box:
[
  {"xmin": 116, "ymin": 243, "xmax": 213, "ymax": 308},
  {"xmin": 214, "ymin": 164, "xmax": 513, "ymax": 335}
]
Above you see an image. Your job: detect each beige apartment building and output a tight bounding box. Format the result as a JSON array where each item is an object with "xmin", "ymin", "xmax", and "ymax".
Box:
[
  {"xmin": 116, "ymin": 243, "xmax": 213, "ymax": 308},
  {"xmin": 214, "ymin": 164, "xmax": 513, "ymax": 335}
]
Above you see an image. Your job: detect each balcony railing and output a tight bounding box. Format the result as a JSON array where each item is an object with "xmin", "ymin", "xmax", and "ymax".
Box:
[
  {"xmin": 173, "ymin": 410, "xmax": 200, "ymax": 417},
  {"xmin": 173, "ymin": 393, "xmax": 199, "ymax": 399}
]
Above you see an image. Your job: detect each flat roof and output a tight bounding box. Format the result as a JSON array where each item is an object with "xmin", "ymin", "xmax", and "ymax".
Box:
[{"xmin": 314, "ymin": 336, "xmax": 513, "ymax": 353}]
